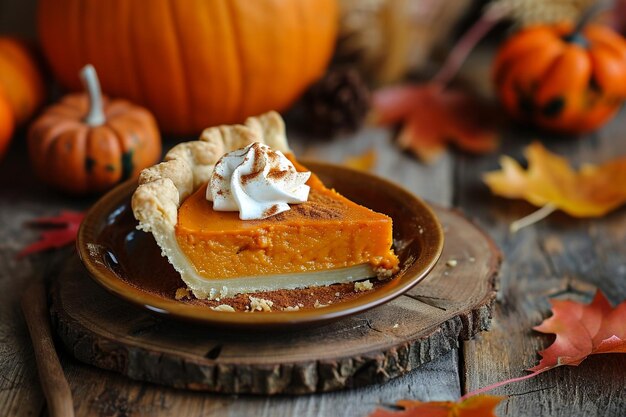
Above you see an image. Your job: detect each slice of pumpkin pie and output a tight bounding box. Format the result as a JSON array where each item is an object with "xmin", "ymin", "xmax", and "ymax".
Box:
[{"xmin": 132, "ymin": 112, "xmax": 399, "ymax": 299}]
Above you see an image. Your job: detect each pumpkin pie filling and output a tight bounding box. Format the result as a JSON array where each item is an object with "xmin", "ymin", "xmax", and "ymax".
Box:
[{"xmin": 176, "ymin": 182, "xmax": 399, "ymax": 280}]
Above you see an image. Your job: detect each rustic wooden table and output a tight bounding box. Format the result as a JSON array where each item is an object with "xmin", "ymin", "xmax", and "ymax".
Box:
[
  {"xmin": 1, "ymin": 2, "xmax": 625, "ymax": 412},
  {"xmin": 2, "ymin": 109, "xmax": 625, "ymax": 416}
]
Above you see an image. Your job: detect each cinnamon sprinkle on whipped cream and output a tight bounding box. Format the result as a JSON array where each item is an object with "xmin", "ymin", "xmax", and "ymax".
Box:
[{"xmin": 207, "ymin": 142, "xmax": 311, "ymax": 220}]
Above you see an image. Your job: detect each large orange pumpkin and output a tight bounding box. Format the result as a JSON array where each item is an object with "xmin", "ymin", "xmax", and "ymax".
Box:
[
  {"xmin": 494, "ymin": 23, "xmax": 626, "ymax": 134},
  {"xmin": 38, "ymin": 0, "xmax": 338, "ymax": 135},
  {"xmin": 0, "ymin": 38, "xmax": 45, "ymax": 125},
  {"xmin": 28, "ymin": 66, "xmax": 161, "ymax": 194},
  {"xmin": 0, "ymin": 90, "xmax": 14, "ymax": 159}
]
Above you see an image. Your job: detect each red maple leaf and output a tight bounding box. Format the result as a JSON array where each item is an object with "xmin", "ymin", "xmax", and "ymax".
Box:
[
  {"xmin": 529, "ymin": 290, "xmax": 626, "ymax": 372},
  {"xmin": 371, "ymin": 84, "xmax": 499, "ymax": 163},
  {"xmin": 366, "ymin": 291, "xmax": 625, "ymax": 414},
  {"xmin": 461, "ymin": 290, "xmax": 626, "ymax": 400},
  {"xmin": 368, "ymin": 2, "xmax": 509, "ymax": 164},
  {"xmin": 367, "ymin": 395, "xmax": 504, "ymax": 417},
  {"xmin": 19, "ymin": 211, "xmax": 85, "ymax": 257}
]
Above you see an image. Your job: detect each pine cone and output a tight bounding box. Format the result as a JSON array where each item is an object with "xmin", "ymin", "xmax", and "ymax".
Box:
[{"xmin": 295, "ymin": 68, "xmax": 371, "ymax": 138}]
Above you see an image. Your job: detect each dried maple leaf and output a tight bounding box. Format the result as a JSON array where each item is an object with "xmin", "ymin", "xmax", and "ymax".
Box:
[
  {"xmin": 484, "ymin": 142, "xmax": 626, "ymax": 231},
  {"xmin": 529, "ymin": 290, "xmax": 626, "ymax": 372},
  {"xmin": 367, "ymin": 395, "xmax": 504, "ymax": 417},
  {"xmin": 19, "ymin": 211, "xmax": 84, "ymax": 257},
  {"xmin": 484, "ymin": 142, "xmax": 626, "ymax": 217},
  {"xmin": 343, "ymin": 149, "xmax": 377, "ymax": 172},
  {"xmin": 371, "ymin": 84, "xmax": 499, "ymax": 163},
  {"xmin": 462, "ymin": 290, "xmax": 626, "ymax": 399},
  {"xmin": 366, "ymin": 1, "xmax": 508, "ymax": 163}
]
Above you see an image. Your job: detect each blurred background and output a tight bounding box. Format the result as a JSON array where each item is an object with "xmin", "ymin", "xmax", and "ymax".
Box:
[{"xmin": 1, "ymin": 0, "xmax": 626, "ymax": 194}]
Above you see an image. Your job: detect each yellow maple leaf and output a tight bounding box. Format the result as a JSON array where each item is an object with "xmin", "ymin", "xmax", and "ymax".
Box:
[
  {"xmin": 343, "ymin": 149, "xmax": 377, "ymax": 172},
  {"xmin": 484, "ymin": 142, "xmax": 626, "ymax": 221}
]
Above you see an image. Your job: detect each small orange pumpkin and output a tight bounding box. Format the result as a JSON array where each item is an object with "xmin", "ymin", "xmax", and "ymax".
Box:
[
  {"xmin": 0, "ymin": 38, "xmax": 45, "ymax": 125},
  {"xmin": 28, "ymin": 65, "xmax": 161, "ymax": 194},
  {"xmin": 494, "ymin": 23, "xmax": 626, "ymax": 134}
]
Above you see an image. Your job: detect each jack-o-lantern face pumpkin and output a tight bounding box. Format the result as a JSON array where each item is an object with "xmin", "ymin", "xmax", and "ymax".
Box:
[{"xmin": 494, "ymin": 23, "xmax": 626, "ymax": 134}]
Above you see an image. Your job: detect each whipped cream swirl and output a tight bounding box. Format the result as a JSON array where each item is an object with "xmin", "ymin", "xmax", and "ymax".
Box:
[{"xmin": 207, "ymin": 142, "xmax": 311, "ymax": 220}]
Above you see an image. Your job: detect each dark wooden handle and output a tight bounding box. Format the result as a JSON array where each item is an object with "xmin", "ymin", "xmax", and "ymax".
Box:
[{"xmin": 21, "ymin": 280, "xmax": 74, "ymax": 417}]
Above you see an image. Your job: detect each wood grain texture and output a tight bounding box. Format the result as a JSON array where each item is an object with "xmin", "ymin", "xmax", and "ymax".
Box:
[
  {"xmin": 456, "ymin": 125, "xmax": 626, "ymax": 415},
  {"xmin": 0, "ymin": 129, "xmax": 460, "ymax": 416},
  {"xmin": 293, "ymin": 127, "xmax": 455, "ymax": 206},
  {"xmin": 50, "ymin": 206, "xmax": 498, "ymax": 394},
  {"xmin": 1, "ymin": 20, "xmax": 624, "ymax": 412},
  {"xmin": 4, "ymin": 117, "xmax": 626, "ymax": 416},
  {"xmin": 60, "ymin": 349, "xmax": 462, "ymax": 417},
  {"xmin": 0, "ymin": 140, "xmax": 90, "ymax": 417},
  {"xmin": 0, "ymin": 251, "xmax": 43, "ymax": 417}
]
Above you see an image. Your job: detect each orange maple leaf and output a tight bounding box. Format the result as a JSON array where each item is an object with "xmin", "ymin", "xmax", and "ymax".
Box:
[
  {"xmin": 367, "ymin": 395, "xmax": 504, "ymax": 417},
  {"xmin": 343, "ymin": 149, "xmax": 377, "ymax": 172},
  {"xmin": 463, "ymin": 290, "xmax": 626, "ymax": 400},
  {"xmin": 371, "ymin": 84, "xmax": 499, "ymax": 163},
  {"xmin": 529, "ymin": 290, "xmax": 626, "ymax": 373},
  {"xmin": 484, "ymin": 142, "xmax": 626, "ymax": 218}
]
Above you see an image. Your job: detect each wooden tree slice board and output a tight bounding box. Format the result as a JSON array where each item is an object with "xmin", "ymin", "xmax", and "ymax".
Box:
[{"xmin": 50, "ymin": 207, "xmax": 500, "ymax": 395}]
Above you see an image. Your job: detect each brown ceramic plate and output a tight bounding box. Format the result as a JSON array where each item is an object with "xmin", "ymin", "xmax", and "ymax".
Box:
[{"xmin": 77, "ymin": 161, "xmax": 444, "ymax": 328}]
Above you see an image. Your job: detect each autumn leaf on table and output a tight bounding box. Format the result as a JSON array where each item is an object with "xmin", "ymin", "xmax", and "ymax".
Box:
[
  {"xmin": 371, "ymin": 84, "xmax": 499, "ymax": 163},
  {"xmin": 343, "ymin": 149, "xmax": 377, "ymax": 172},
  {"xmin": 19, "ymin": 211, "xmax": 85, "ymax": 257},
  {"xmin": 530, "ymin": 290, "xmax": 626, "ymax": 372},
  {"xmin": 464, "ymin": 290, "xmax": 626, "ymax": 399},
  {"xmin": 367, "ymin": 0, "xmax": 509, "ymax": 163},
  {"xmin": 483, "ymin": 142, "xmax": 626, "ymax": 231},
  {"xmin": 367, "ymin": 395, "xmax": 504, "ymax": 417}
]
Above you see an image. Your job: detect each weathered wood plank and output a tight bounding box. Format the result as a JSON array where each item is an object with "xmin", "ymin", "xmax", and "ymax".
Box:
[
  {"xmin": 50, "ymin": 204, "xmax": 497, "ymax": 394},
  {"xmin": 62, "ymin": 129, "xmax": 459, "ymax": 415},
  {"xmin": 0, "ymin": 141, "xmax": 92, "ymax": 417},
  {"xmin": 0, "ymin": 132, "xmax": 101, "ymax": 416},
  {"xmin": 455, "ymin": 117, "xmax": 626, "ymax": 416},
  {"xmin": 0, "ymin": 252, "xmax": 44, "ymax": 417},
  {"xmin": 61, "ymin": 349, "xmax": 461, "ymax": 417},
  {"xmin": 2, "ymin": 4, "xmax": 624, "ymax": 413},
  {"xmin": 0, "ymin": 127, "xmax": 458, "ymax": 415},
  {"xmin": 293, "ymin": 127, "xmax": 454, "ymax": 205}
]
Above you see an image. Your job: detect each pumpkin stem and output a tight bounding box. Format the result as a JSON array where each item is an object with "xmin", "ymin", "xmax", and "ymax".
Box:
[
  {"xmin": 80, "ymin": 64, "xmax": 105, "ymax": 126},
  {"xmin": 432, "ymin": 3, "xmax": 509, "ymax": 87},
  {"xmin": 509, "ymin": 204, "xmax": 557, "ymax": 234}
]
